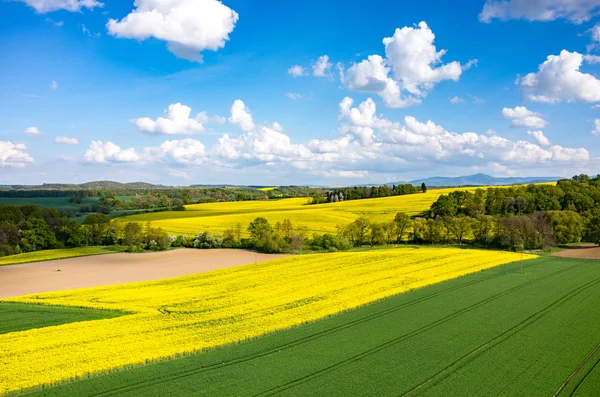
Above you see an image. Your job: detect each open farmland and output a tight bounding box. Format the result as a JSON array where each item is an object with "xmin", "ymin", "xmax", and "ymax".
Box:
[
  {"xmin": 0, "ymin": 249, "xmax": 288, "ymax": 298},
  {"xmin": 116, "ymin": 187, "xmax": 488, "ymax": 236},
  {"xmin": 20, "ymin": 256, "xmax": 600, "ymax": 397},
  {"xmin": 0, "ymin": 196, "xmax": 99, "ymax": 213},
  {"xmin": 0, "ymin": 247, "xmax": 532, "ymax": 395},
  {"xmin": 0, "ymin": 246, "xmax": 126, "ymax": 267}
]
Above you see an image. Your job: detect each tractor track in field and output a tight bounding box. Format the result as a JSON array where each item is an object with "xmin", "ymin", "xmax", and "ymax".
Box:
[
  {"xmin": 568, "ymin": 357, "xmax": 600, "ymax": 396},
  {"xmin": 75, "ymin": 260, "xmax": 552, "ymax": 397},
  {"xmin": 253, "ymin": 262, "xmax": 580, "ymax": 397},
  {"xmin": 400, "ymin": 274, "xmax": 600, "ymax": 396},
  {"xmin": 552, "ymin": 340, "xmax": 600, "ymax": 396}
]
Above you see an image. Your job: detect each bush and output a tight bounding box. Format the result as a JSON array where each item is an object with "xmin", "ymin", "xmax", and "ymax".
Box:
[{"xmin": 308, "ymin": 234, "xmax": 352, "ymax": 251}]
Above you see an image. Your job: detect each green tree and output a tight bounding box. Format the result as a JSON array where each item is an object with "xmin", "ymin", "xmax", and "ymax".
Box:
[
  {"xmin": 351, "ymin": 216, "xmax": 371, "ymax": 246},
  {"xmin": 421, "ymin": 183, "xmax": 427, "ymax": 193},
  {"xmin": 83, "ymin": 214, "xmax": 110, "ymax": 245},
  {"xmin": 585, "ymin": 210, "xmax": 600, "ymax": 245},
  {"xmin": 445, "ymin": 216, "xmax": 474, "ymax": 244},
  {"xmin": 248, "ymin": 217, "xmax": 273, "ymax": 239},
  {"xmin": 124, "ymin": 222, "xmax": 143, "ymax": 247},
  {"xmin": 393, "ymin": 212, "xmax": 412, "ymax": 243}
]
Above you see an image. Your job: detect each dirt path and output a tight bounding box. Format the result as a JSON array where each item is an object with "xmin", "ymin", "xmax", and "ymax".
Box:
[
  {"xmin": 0, "ymin": 249, "xmax": 289, "ymax": 299},
  {"xmin": 553, "ymin": 245, "xmax": 600, "ymax": 260}
]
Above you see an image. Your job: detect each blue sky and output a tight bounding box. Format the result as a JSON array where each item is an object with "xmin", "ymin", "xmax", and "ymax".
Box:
[{"xmin": 1, "ymin": 0, "xmax": 600, "ymax": 185}]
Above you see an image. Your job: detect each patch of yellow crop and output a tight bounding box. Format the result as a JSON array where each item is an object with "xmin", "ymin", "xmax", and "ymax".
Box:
[
  {"xmin": 116, "ymin": 187, "xmax": 491, "ymax": 236},
  {"xmin": 257, "ymin": 186, "xmax": 277, "ymax": 191},
  {"xmin": 0, "ymin": 247, "xmax": 536, "ymax": 394},
  {"xmin": 0, "ymin": 246, "xmax": 126, "ymax": 266}
]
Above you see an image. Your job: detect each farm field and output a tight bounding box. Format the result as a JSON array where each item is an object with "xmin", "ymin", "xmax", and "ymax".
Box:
[
  {"xmin": 22, "ymin": 256, "xmax": 600, "ymax": 397},
  {"xmin": 0, "ymin": 303, "xmax": 122, "ymax": 335},
  {"xmin": 116, "ymin": 187, "xmax": 488, "ymax": 236},
  {"xmin": 0, "ymin": 196, "xmax": 99, "ymax": 213},
  {"xmin": 0, "ymin": 249, "xmax": 289, "ymax": 298},
  {"xmin": 0, "ymin": 246, "xmax": 127, "ymax": 267},
  {"xmin": 0, "ymin": 247, "xmax": 532, "ymax": 395}
]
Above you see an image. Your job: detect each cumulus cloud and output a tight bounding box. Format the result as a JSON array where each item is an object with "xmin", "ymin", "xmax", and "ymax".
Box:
[
  {"xmin": 229, "ymin": 99, "xmax": 255, "ymax": 132},
  {"xmin": 84, "ymin": 141, "xmax": 141, "ymax": 164},
  {"xmin": 312, "ymin": 55, "xmax": 332, "ymax": 77},
  {"xmin": 341, "ymin": 22, "xmax": 464, "ymax": 107},
  {"xmin": 54, "ymin": 136, "xmax": 79, "ymax": 145},
  {"xmin": 479, "ymin": 0, "xmax": 600, "ymax": 23},
  {"xmin": 82, "ymin": 97, "xmax": 593, "ymax": 180},
  {"xmin": 107, "ymin": 0, "xmax": 239, "ymax": 62},
  {"xmin": 340, "ymin": 55, "xmax": 419, "ymax": 108},
  {"xmin": 450, "ymin": 96, "xmax": 465, "ymax": 104},
  {"xmin": 285, "ymin": 92, "xmax": 303, "ymax": 100},
  {"xmin": 24, "ymin": 127, "xmax": 41, "ymax": 136},
  {"xmin": 593, "ymin": 119, "xmax": 600, "ymax": 136},
  {"xmin": 383, "ymin": 22, "xmax": 462, "ymax": 96},
  {"xmin": 16, "ymin": 0, "xmax": 103, "ymax": 13},
  {"xmin": 528, "ymin": 130, "xmax": 551, "ymax": 146},
  {"xmin": 288, "ymin": 65, "xmax": 305, "ymax": 77},
  {"xmin": 145, "ymin": 139, "xmax": 206, "ymax": 165},
  {"xmin": 83, "ymin": 138, "xmax": 206, "ymax": 166},
  {"xmin": 0, "ymin": 142, "xmax": 33, "ymax": 167},
  {"xmin": 502, "ymin": 106, "xmax": 548, "ymax": 128},
  {"xmin": 520, "ymin": 50, "xmax": 600, "ymax": 103},
  {"xmin": 135, "ymin": 103, "xmax": 207, "ymax": 135}
]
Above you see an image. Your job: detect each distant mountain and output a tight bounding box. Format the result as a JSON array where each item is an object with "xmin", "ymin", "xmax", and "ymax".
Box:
[
  {"xmin": 407, "ymin": 174, "xmax": 559, "ymax": 187},
  {"xmin": 10, "ymin": 181, "xmax": 171, "ymax": 190}
]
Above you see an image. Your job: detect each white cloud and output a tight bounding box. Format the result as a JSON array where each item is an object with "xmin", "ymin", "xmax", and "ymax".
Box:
[
  {"xmin": 528, "ymin": 130, "xmax": 551, "ymax": 146},
  {"xmin": 312, "ymin": 55, "xmax": 332, "ymax": 77},
  {"xmin": 502, "ymin": 106, "xmax": 548, "ymax": 128},
  {"xmin": 80, "ymin": 97, "xmax": 593, "ymax": 181},
  {"xmin": 341, "ymin": 22, "xmax": 464, "ymax": 107},
  {"xmin": 0, "ymin": 142, "xmax": 33, "ymax": 167},
  {"xmin": 592, "ymin": 23, "xmax": 600, "ymax": 44},
  {"xmin": 479, "ymin": 0, "xmax": 600, "ymax": 23},
  {"xmin": 54, "ymin": 136, "xmax": 79, "ymax": 145},
  {"xmin": 288, "ymin": 65, "xmax": 305, "ymax": 77},
  {"xmin": 340, "ymin": 55, "xmax": 419, "ymax": 108},
  {"xmin": 50, "ymin": 80, "xmax": 58, "ymax": 90},
  {"xmin": 229, "ymin": 99, "xmax": 255, "ymax": 132},
  {"xmin": 285, "ymin": 92, "xmax": 303, "ymax": 100},
  {"xmin": 84, "ymin": 141, "xmax": 141, "ymax": 164},
  {"xmin": 24, "ymin": 127, "xmax": 41, "ymax": 136},
  {"xmin": 145, "ymin": 139, "xmax": 206, "ymax": 165},
  {"xmin": 450, "ymin": 96, "xmax": 465, "ymax": 104},
  {"xmin": 194, "ymin": 111, "xmax": 226, "ymax": 125},
  {"xmin": 107, "ymin": 0, "xmax": 239, "ymax": 62},
  {"xmin": 463, "ymin": 59, "xmax": 479, "ymax": 70},
  {"xmin": 16, "ymin": 0, "xmax": 103, "ymax": 13},
  {"xmin": 593, "ymin": 119, "xmax": 600, "ymax": 136},
  {"xmin": 521, "ymin": 50, "xmax": 600, "ymax": 103},
  {"xmin": 468, "ymin": 94, "xmax": 485, "ymax": 104},
  {"xmin": 135, "ymin": 103, "xmax": 206, "ymax": 135},
  {"xmin": 383, "ymin": 22, "xmax": 462, "ymax": 96}
]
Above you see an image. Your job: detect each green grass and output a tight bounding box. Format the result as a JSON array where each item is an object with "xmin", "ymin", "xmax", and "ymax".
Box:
[
  {"xmin": 0, "ymin": 197, "xmax": 99, "ymax": 213},
  {"xmin": 0, "ymin": 246, "xmax": 127, "ymax": 266},
  {"xmin": 24, "ymin": 256, "xmax": 600, "ymax": 396},
  {"xmin": 0, "ymin": 303, "xmax": 123, "ymax": 335}
]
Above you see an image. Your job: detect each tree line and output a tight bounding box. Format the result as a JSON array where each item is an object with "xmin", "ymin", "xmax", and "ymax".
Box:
[
  {"xmin": 311, "ymin": 183, "xmax": 423, "ymax": 204},
  {"xmin": 425, "ymin": 175, "xmax": 600, "ymax": 250}
]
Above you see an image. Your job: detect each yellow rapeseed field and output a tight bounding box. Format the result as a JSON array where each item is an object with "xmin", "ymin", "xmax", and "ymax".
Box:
[
  {"xmin": 117, "ymin": 187, "xmax": 489, "ymax": 236},
  {"xmin": 0, "ymin": 246, "xmax": 126, "ymax": 266},
  {"xmin": 0, "ymin": 247, "xmax": 536, "ymax": 394}
]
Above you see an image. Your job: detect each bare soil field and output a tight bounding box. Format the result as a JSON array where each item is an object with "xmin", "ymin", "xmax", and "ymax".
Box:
[
  {"xmin": 0, "ymin": 249, "xmax": 289, "ymax": 299},
  {"xmin": 553, "ymin": 244, "xmax": 600, "ymax": 260}
]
